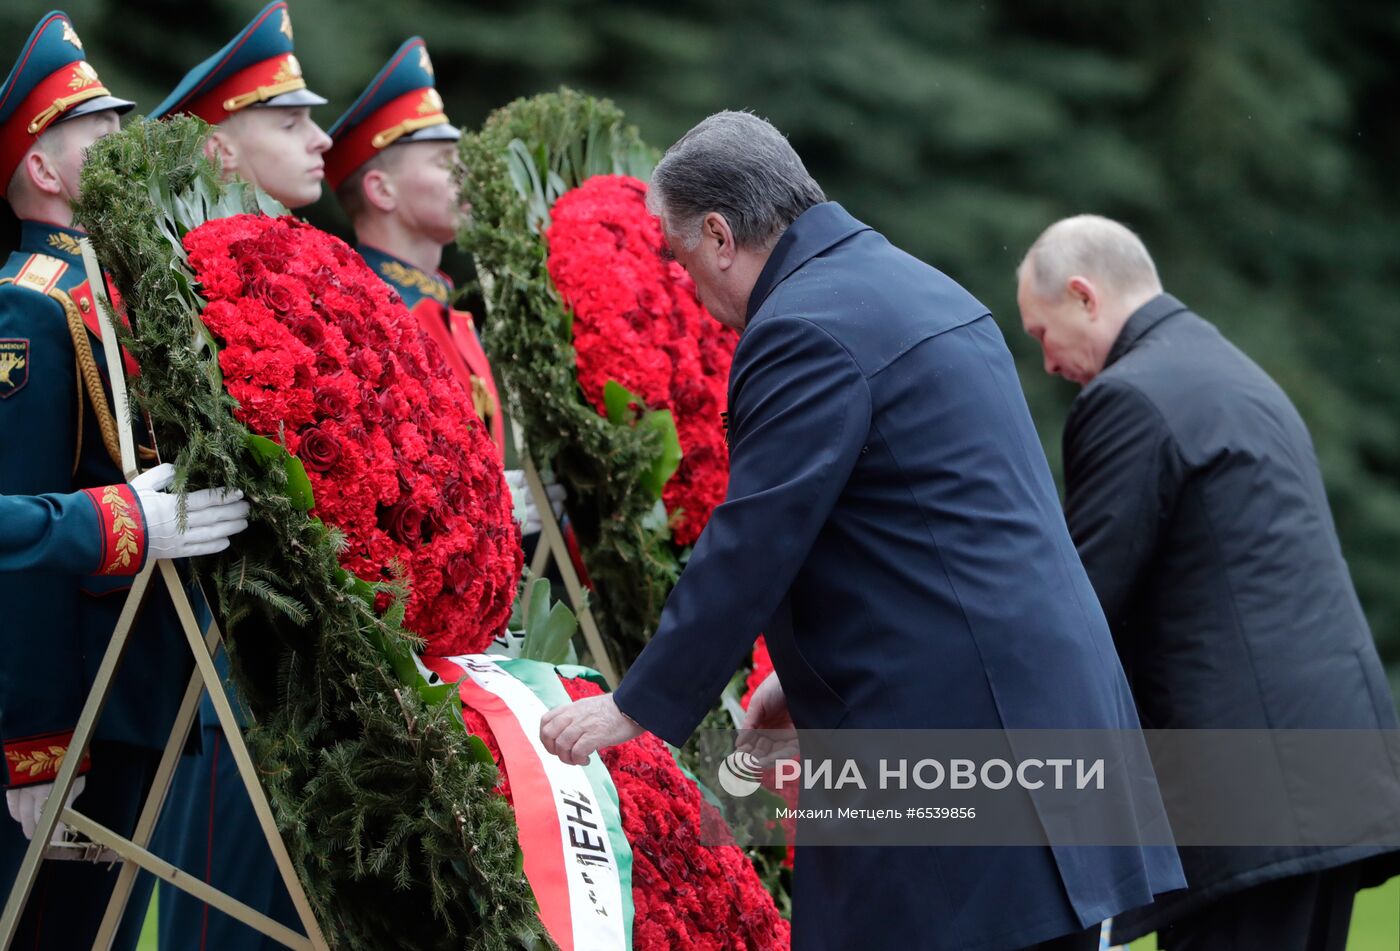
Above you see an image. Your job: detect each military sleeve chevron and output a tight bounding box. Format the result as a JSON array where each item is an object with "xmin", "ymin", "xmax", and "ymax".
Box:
[
  {"xmin": 2, "ymin": 730, "xmax": 90, "ymax": 788},
  {"xmin": 78, "ymin": 483, "xmax": 147, "ymax": 576},
  {"xmin": 0, "ymin": 489, "xmax": 120, "ymax": 573}
]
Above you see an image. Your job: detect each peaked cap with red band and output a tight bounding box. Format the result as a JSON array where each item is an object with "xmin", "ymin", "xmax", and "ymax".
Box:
[
  {"xmin": 151, "ymin": 1, "xmax": 326, "ymax": 125},
  {"xmin": 0, "ymin": 11, "xmax": 134, "ymax": 188},
  {"xmin": 325, "ymin": 37, "xmax": 459, "ymax": 190}
]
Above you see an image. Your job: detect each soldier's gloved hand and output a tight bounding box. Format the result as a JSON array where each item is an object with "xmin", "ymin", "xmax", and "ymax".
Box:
[
  {"xmin": 131, "ymin": 463, "xmax": 251, "ymax": 560},
  {"xmin": 6, "ymin": 776, "xmax": 86, "ymax": 842},
  {"xmin": 505, "ymin": 470, "xmax": 566, "ymax": 535}
]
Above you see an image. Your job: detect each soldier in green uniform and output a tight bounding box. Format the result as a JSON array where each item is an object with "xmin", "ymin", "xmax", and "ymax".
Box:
[
  {"xmin": 0, "ymin": 11, "xmax": 249, "ymax": 949},
  {"xmin": 146, "ymin": 4, "xmax": 330, "ymax": 947}
]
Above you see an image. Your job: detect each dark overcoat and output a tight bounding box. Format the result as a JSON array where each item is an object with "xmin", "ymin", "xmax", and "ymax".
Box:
[
  {"xmin": 615, "ymin": 203, "xmax": 1185, "ymax": 951},
  {"xmin": 1062, "ymin": 294, "xmax": 1400, "ymax": 941}
]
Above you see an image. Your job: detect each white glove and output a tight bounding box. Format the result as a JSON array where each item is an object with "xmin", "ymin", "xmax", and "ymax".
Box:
[
  {"xmin": 6, "ymin": 776, "xmax": 86, "ymax": 842},
  {"xmin": 505, "ymin": 470, "xmax": 566, "ymax": 536},
  {"xmin": 130, "ymin": 463, "xmax": 251, "ymax": 560}
]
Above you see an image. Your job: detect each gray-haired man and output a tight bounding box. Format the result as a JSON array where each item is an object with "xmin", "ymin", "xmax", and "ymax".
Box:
[
  {"xmin": 1017, "ymin": 214, "xmax": 1400, "ymax": 950},
  {"xmin": 541, "ymin": 113, "xmax": 1184, "ymax": 951}
]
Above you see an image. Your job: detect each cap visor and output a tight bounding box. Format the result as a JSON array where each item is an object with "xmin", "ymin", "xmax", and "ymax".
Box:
[
  {"xmin": 397, "ymin": 122, "xmax": 461, "ymax": 144},
  {"xmin": 258, "ymin": 88, "xmax": 329, "ymax": 108},
  {"xmin": 58, "ymin": 96, "xmax": 137, "ymax": 122}
]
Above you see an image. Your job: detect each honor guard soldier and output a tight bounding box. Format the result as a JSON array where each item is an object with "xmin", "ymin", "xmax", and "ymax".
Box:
[
  {"xmin": 0, "ymin": 12, "xmax": 249, "ymax": 950},
  {"xmin": 327, "ymin": 38, "xmax": 563, "ymax": 539},
  {"xmin": 146, "ymin": 4, "xmax": 327, "ymax": 947}
]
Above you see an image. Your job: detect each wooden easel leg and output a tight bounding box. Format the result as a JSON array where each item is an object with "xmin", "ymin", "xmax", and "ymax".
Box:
[
  {"xmin": 89, "ymin": 607, "xmax": 221, "ymax": 949},
  {"xmin": 0, "ymin": 561, "xmax": 156, "ymax": 948},
  {"xmin": 158, "ymin": 561, "xmax": 329, "ymax": 950},
  {"xmin": 529, "ymin": 527, "xmax": 554, "ymax": 581},
  {"xmin": 520, "ymin": 451, "xmax": 620, "ymax": 687},
  {"xmin": 59, "ymin": 811, "xmax": 312, "ymax": 951}
]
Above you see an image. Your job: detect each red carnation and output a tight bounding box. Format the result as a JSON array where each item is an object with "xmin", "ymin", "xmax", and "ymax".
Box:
[
  {"xmin": 545, "ymin": 175, "xmax": 738, "ymax": 548},
  {"xmin": 186, "ymin": 214, "xmax": 522, "ymax": 654}
]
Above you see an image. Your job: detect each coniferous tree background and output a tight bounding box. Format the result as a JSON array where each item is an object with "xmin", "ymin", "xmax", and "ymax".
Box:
[{"xmin": 7, "ymin": 0, "xmax": 1396, "ymax": 692}]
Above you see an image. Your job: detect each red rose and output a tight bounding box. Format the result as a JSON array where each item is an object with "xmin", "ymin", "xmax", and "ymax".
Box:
[
  {"xmin": 288, "ymin": 313, "xmax": 325, "ymax": 348},
  {"xmin": 263, "ymin": 280, "xmax": 297, "ymax": 315},
  {"xmin": 236, "ymin": 258, "xmax": 264, "ymax": 285},
  {"xmin": 314, "ymin": 388, "xmax": 351, "ymax": 421},
  {"xmin": 298, "ymin": 426, "xmax": 341, "ymax": 472},
  {"xmin": 381, "ymin": 499, "xmax": 427, "ymax": 546},
  {"xmin": 443, "ymin": 554, "xmax": 473, "ymax": 594},
  {"xmin": 444, "ymin": 479, "xmax": 475, "ymax": 514}
]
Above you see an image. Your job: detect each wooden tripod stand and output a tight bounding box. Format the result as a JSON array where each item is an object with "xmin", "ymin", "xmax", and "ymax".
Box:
[{"xmin": 0, "ymin": 241, "xmax": 329, "ymax": 951}]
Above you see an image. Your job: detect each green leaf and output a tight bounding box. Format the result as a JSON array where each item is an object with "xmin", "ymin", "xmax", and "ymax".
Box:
[
  {"xmin": 637, "ymin": 408, "xmax": 683, "ymax": 499},
  {"xmin": 245, "ymin": 433, "xmax": 315, "ymax": 512},
  {"xmin": 523, "ymin": 605, "xmax": 579, "ymax": 665},
  {"xmin": 602, "ymin": 379, "xmax": 636, "ymax": 426},
  {"xmin": 505, "ymin": 137, "xmax": 550, "ymax": 233},
  {"xmin": 415, "ymin": 681, "xmax": 456, "ymax": 706},
  {"xmin": 597, "ymin": 381, "xmax": 681, "ymax": 498},
  {"xmin": 463, "ymin": 733, "xmax": 496, "ymax": 767},
  {"xmin": 335, "ymin": 567, "xmax": 378, "ymax": 608},
  {"xmin": 519, "ymin": 578, "xmax": 579, "ymax": 665},
  {"xmin": 526, "ymin": 575, "xmax": 550, "ymax": 629},
  {"xmin": 357, "ymin": 612, "xmax": 420, "ymax": 688}
]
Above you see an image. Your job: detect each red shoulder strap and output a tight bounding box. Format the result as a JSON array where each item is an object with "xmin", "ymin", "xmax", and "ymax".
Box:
[
  {"xmin": 410, "ymin": 299, "xmax": 505, "ymax": 456},
  {"xmin": 70, "ymin": 278, "xmax": 140, "ymax": 379}
]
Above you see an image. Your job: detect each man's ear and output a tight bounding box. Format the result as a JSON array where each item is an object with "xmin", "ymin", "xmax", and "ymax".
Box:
[
  {"xmin": 1067, "ymin": 276, "xmax": 1099, "ymax": 318},
  {"xmin": 363, "ymin": 167, "xmax": 396, "ymax": 214},
  {"xmin": 204, "ymin": 130, "xmax": 236, "ymax": 175},
  {"xmin": 704, "ymin": 212, "xmax": 737, "ymax": 270},
  {"xmin": 22, "ymin": 147, "xmax": 63, "ymax": 198}
]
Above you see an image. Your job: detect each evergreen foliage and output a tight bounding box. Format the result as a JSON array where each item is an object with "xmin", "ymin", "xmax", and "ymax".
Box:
[
  {"xmin": 3, "ymin": 0, "xmax": 1393, "ymax": 676},
  {"xmin": 73, "ymin": 116, "xmax": 548, "ymax": 951},
  {"xmin": 457, "ymin": 89, "xmax": 668, "ymax": 672}
]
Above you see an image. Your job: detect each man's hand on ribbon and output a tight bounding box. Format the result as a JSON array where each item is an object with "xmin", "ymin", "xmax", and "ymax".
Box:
[{"xmin": 540, "ymin": 694, "xmax": 643, "ymax": 766}]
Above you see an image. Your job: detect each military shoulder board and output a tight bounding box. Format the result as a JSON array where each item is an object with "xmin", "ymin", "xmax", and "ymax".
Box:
[{"xmin": 11, "ymin": 254, "xmax": 68, "ymax": 296}]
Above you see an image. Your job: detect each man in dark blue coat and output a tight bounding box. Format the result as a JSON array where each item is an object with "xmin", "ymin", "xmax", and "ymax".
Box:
[{"xmin": 540, "ymin": 111, "xmax": 1185, "ymax": 951}]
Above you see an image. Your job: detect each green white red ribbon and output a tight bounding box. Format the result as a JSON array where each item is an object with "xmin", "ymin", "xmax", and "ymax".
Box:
[{"xmin": 418, "ymin": 653, "xmax": 634, "ymax": 951}]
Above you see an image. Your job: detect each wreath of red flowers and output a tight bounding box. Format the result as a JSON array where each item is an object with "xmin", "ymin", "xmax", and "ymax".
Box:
[
  {"xmin": 184, "ymin": 214, "xmax": 522, "ymax": 654},
  {"xmin": 546, "ymin": 175, "xmax": 738, "ymax": 548}
]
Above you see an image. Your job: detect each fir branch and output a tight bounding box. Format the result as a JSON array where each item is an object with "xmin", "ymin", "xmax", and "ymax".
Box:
[
  {"xmin": 457, "ymin": 89, "xmax": 674, "ymax": 670},
  {"xmin": 76, "ymin": 116, "xmax": 549, "ymax": 951}
]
